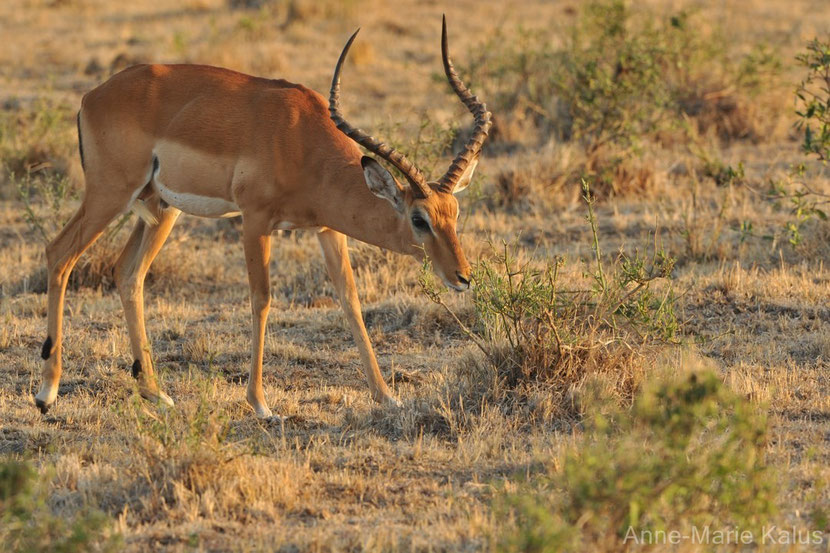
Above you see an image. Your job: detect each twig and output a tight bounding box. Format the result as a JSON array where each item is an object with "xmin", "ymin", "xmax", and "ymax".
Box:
[{"xmin": 429, "ymin": 293, "xmax": 491, "ymax": 359}]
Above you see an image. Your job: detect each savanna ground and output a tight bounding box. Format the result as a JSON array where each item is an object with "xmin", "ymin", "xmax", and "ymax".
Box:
[{"xmin": 0, "ymin": 0, "xmax": 829, "ymax": 551}]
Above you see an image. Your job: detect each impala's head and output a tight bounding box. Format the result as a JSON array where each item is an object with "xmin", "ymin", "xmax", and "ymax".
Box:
[{"xmin": 329, "ymin": 16, "xmax": 492, "ymax": 292}]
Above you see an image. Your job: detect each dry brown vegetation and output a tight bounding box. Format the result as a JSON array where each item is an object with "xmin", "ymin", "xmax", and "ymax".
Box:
[{"xmin": 0, "ymin": 0, "xmax": 828, "ymax": 551}]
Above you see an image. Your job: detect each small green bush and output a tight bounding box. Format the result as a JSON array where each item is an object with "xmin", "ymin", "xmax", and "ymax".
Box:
[
  {"xmin": 14, "ymin": 168, "xmax": 77, "ymax": 243},
  {"xmin": 0, "ymin": 98, "xmax": 75, "ymax": 194},
  {"xmin": 464, "ymin": 0, "xmax": 782, "ymax": 156},
  {"xmin": 0, "ymin": 459, "xmax": 120, "ymax": 553},
  {"xmin": 460, "ymin": 0, "xmax": 786, "ymax": 200},
  {"xmin": 422, "ymin": 181, "xmax": 677, "ymax": 420},
  {"xmin": 795, "ymin": 38, "xmax": 830, "ymax": 162},
  {"xmin": 499, "ymin": 371, "xmax": 775, "ymax": 552}
]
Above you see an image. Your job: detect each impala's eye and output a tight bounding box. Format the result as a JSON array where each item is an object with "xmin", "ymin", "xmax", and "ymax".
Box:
[{"xmin": 411, "ymin": 213, "xmax": 431, "ymax": 233}]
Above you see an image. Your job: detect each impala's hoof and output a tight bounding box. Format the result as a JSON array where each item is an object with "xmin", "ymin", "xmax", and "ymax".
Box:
[
  {"xmin": 35, "ymin": 384, "xmax": 58, "ymax": 415},
  {"xmin": 381, "ymin": 395, "xmax": 403, "ymax": 409},
  {"xmin": 34, "ymin": 398, "xmax": 51, "ymax": 414},
  {"xmin": 262, "ymin": 414, "xmax": 285, "ymax": 426},
  {"xmin": 247, "ymin": 389, "xmax": 273, "ymax": 419},
  {"xmin": 252, "ymin": 403, "xmax": 273, "ymax": 419},
  {"xmin": 140, "ymin": 388, "xmax": 175, "ymax": 407},
  {"xmin": 156, "ymin": 390, "xmax": 175, "ymax": 407}
]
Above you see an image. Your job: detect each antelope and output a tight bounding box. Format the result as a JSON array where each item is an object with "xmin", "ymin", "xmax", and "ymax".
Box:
[{"xmin": 34, "ymin": 16, "xmax": 491, "ymax": 419}]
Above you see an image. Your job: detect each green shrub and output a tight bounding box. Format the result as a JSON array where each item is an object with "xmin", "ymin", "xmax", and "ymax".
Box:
[
  {"xmin": 795, "ymin": 38, "xmax": 830, "ymax": 162},
  {"xmin": 464, "ymin": 1, "xmax": 782, "ymax": 155},
  {"xmin": 461, "ymin": 0, "xmax": 786, "ymax": 200},
  {"xmin": 0, "ymin": 459, "xmax": 120, "ymax": 553},
  {"xmin": 0, "ymin": 98, "xmax": 75, "ymax": 194},
  {"xmin": 422, "ymin": 181, "xmax": 677, "ymax": 420},
  {"xmin": 766, "ymin": 164, "xmax": 828, "ymax": 247},
  {"xmin": 499, "ymin": 371, "xmax": 775, "ymax": 552},
  {"xmin": 14, "ymin": 168, "xmax": 77, "ymax": 243}
]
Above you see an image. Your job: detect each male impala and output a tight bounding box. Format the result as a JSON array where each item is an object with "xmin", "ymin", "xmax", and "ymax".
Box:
[{"xmin": 35, "ymin": 17, "xmax": 491, "ymax": 418}]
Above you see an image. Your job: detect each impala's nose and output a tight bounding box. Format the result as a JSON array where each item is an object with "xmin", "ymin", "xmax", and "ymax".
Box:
[{"xmin": 456, "ymin": 271, "xmax": 471, "ymax": 290}]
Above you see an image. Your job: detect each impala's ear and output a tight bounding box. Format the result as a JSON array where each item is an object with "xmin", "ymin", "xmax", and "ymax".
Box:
[
  {"xmin": 452, "ymin": 157, "xmax": 479, "ymax": 194},
  {"xmin": 361, "ymin": 156, "xmax": 405, "ymax": 212}
]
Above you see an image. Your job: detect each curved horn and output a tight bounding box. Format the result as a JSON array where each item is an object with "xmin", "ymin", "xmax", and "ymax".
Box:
[
  {"xmin": 436, "ymin": 14, "xmax": 493, "ymax": 193},
  {"xmin": 329, "ymin": 29, "xmax": 432, "ymax": 199}
]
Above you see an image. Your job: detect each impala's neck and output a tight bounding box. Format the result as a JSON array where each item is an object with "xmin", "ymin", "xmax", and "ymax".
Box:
[{"xmin": 313, "ymin": 159, "xmax": 416, "ymax": 256}]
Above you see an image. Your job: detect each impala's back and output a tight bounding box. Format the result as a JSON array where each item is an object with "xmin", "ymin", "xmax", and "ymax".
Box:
[{"xmin": 79, "ymin": 63, "xmax": 353, "ymax": 220}]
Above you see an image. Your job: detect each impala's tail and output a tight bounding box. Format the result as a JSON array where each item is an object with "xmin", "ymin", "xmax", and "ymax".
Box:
[
  {"xmin": 126, "ymin": 156, "xmax": 160, "ymax": 226},
  {"xmin": 76, "ymin": 111, "xmax": 86, "ymax": 171}
]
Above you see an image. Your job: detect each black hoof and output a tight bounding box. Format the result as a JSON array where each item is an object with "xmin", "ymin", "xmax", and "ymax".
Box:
[{"xmin": 34, "ymin": 398, "xmax": 50, "ymax": 415}]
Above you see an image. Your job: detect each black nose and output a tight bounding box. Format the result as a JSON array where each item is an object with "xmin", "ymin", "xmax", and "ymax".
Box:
[{"xmin": 456, "ymin": 272, "xmax": 470, "ymax": 287}]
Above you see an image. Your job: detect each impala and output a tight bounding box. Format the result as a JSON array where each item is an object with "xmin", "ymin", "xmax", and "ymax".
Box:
[{"xmin": 35, "ymin": 16, "xmax": 491, "ymax": 418}]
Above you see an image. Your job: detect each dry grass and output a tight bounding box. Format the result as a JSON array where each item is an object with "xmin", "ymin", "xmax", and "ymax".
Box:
[{"xmin": 1, "ymin": 0, "xmax": 829, "ymax": 551}]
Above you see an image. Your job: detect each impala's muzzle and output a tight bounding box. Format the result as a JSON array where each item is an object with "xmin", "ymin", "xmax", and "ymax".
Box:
[
  {"xmin": 442, "ymin": 271, "xmax": 470, "ymax": 292},
  {"xmin": 425, "ymin": 226, "xmax": 471, "ymax": 292}
]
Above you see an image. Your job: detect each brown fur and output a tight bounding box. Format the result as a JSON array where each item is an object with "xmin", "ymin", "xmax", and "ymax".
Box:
[{"xmin": 36, "ymin": 63, "xmax": 474, "ymax": 417}]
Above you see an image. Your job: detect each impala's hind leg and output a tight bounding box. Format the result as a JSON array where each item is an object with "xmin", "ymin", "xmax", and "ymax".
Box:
[
  {"xmin": 114, "ymin": 198, "xmax": 180, "ymax": 406},
  {"xmin": 35, "ymin": 195, "xmax": 127, "ymax": 413}
]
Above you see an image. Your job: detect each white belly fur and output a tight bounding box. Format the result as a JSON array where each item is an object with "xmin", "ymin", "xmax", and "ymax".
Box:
[
  {"xmin": 151, "ymin": 144, "xmax": 241, "ymax": 218},
  {"xmin": 154, "ymin": 178, "xmax": 241, "ymax": 218}
]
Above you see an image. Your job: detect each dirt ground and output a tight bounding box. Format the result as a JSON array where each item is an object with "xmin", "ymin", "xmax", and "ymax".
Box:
[{"xmin": 0, "ymin": 0, "xmax": 828, "ymax": 551}]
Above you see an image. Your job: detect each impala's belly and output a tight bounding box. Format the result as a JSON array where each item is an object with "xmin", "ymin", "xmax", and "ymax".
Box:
[
  {"xmin": 151, "ymin": 141, "xmax": 241, "ymax": 218},
  {"xmin": 153, "ymin": 179, "xmax": 241, "ymax": 218}
]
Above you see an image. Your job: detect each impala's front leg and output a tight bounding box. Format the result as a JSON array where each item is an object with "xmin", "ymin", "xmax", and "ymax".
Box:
[
  {"xmin": 317, "ymin": 229, "xmax": 399, "ymax": 406},
  {"xmin": 242, "ymin": 217, "xmax": 274, "ymax": 418}
]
